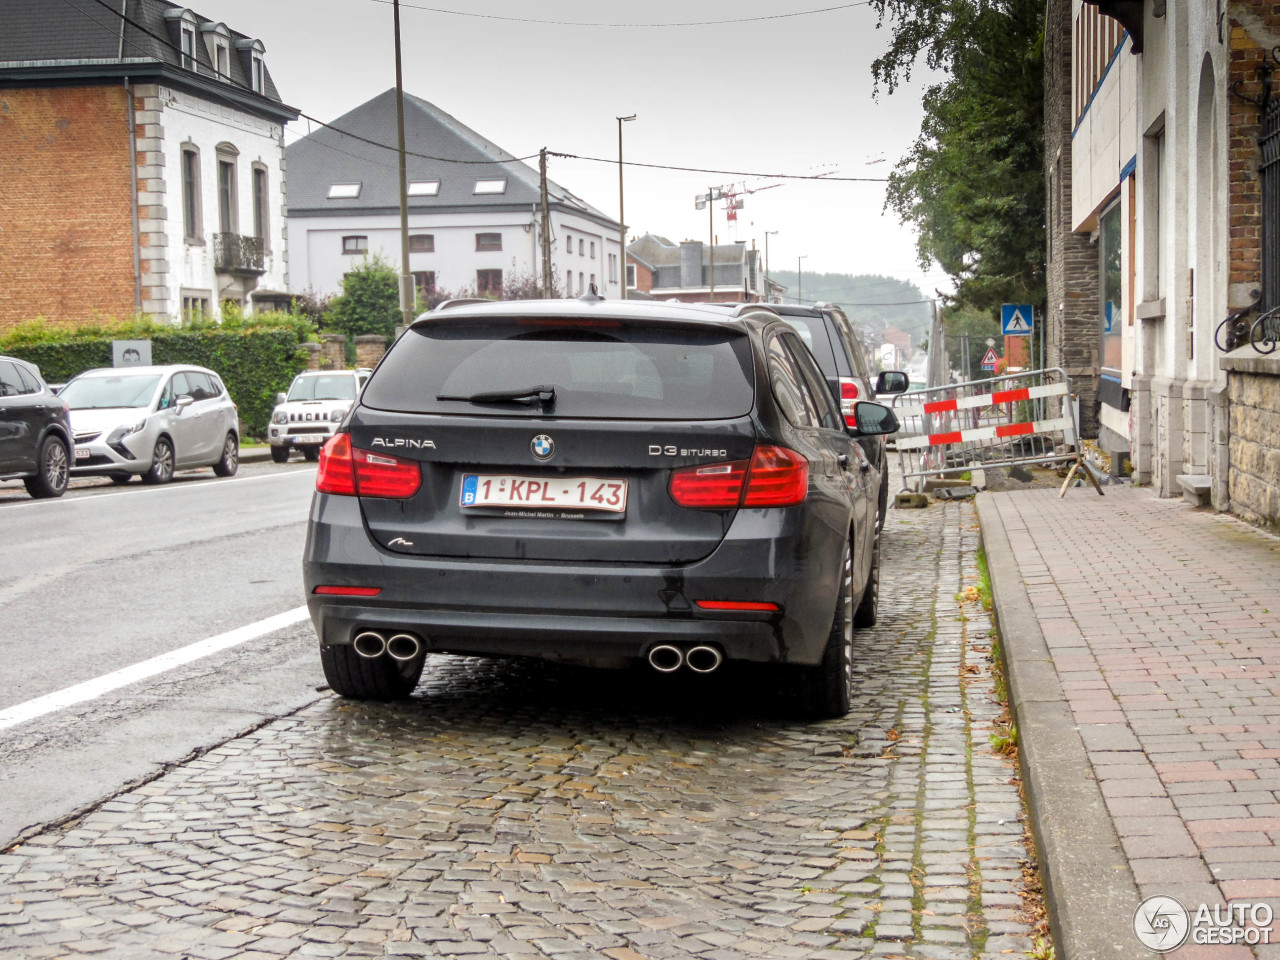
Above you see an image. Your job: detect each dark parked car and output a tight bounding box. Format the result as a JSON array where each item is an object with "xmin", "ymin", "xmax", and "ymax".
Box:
[
  {"xmin": 753, "ymin": 303, "xmax": 908, "ymax": 529},
  {"xmin": 302, "ymin": 297, "xmax": 899, "ymax": 717},
  {"xmin": 0, "ymin": 355, "xmax": 73, "ymax": 499}
]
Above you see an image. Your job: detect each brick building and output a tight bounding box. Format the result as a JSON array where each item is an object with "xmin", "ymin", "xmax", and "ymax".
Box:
[
  {"xmin": 1050, "ymin": 1, "xmax": 1280, "ymax": 531},
  {"xmin": 0, "ymin": 0, "xmax": 297, "ymax": 331}
]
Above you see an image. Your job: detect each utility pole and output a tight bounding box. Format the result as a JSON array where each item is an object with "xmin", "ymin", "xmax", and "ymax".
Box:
[
  {"xmin": 764, "ymin": 230, "xmax": 777, "ymax": 302},
  {"xmin": 539, "ymin": 148, "xmax": 552, "ymax": 298},
  {"xmin": 392, "ymin": 0, "xmax": 413, "ymax": 326},
  {"xmin": 708, "ymin": 186, "xmax": 715, "ymax": 302},
  {"xmin": 617, "ymin": 114, "xmax": 635, "ymax": 300}
]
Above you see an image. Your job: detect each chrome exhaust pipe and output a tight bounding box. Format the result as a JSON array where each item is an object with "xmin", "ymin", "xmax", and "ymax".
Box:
[
  {"xmin": 686, "ymin": 645, "xmax": 724, "ymax": 674},
  {"xmin": 352, "ymin": 630, "xmax": 387, "ymax": 659},
  {"xmin": 647, "ymin": 644, "xmax": 684, "ymax": 673},
  {"xmin": 386, "ymin": 632, "xmax": 422, "ymax": 662}
]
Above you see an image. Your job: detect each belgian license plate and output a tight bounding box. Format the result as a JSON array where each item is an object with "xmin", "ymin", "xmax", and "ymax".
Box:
[
  {"xmin": 460, "ymin": 474, "xmax": 627, "ymax": 519},
  {"xmin": 74, "ymin": 447, "xmax": 90, "ymax": 460}
]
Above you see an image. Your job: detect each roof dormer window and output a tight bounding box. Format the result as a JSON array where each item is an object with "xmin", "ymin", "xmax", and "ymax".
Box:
[
  {"xmin": 235, "ymin": 38, "xmax": 267, "ymax": 94},
  {"xmin": 163, "ymin": 8, "xmax": 199, "ymax": 70},
  {"xmin": 200, "ymin": 22, "xmax": 232, "ymax": 82}
]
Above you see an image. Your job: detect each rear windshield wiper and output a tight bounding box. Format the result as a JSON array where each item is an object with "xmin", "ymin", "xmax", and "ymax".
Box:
[{"xmin": 436, "ymin": 385, "xmax": 556, "ymax": 408}]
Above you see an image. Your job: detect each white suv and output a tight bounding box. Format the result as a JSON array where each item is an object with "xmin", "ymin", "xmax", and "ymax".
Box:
[{"xmin": 268, "ymin": 369, "xmax": 370, "ymax": 463}]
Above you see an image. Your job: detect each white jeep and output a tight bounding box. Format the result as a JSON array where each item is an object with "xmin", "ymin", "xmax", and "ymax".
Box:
[{"xmin": 268, "ymin": 369, "xmax": 370, "ymax": 462}]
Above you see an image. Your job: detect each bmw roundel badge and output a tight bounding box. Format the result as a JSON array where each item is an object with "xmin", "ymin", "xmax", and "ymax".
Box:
[{"xmin": 531, "ymin": 434, "xmax": 554, "ymax": 460}]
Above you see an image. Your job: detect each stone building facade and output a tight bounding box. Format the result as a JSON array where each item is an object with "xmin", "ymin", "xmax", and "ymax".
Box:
[
  {"xmin": 1049, "ymin": 1, "xmax": 1280, "ymax": 531},
  {"xmin": 1044, "ymin": 0, "xmax": 1102, "ymax": 440}
]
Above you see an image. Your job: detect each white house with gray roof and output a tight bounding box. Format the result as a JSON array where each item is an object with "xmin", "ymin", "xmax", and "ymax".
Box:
[{"xmin": 286, "ymin": 90, "xmax": 623, "ymax": 301}]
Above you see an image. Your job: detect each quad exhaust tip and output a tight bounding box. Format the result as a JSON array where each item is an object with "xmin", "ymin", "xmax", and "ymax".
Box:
[
  {"xmin": 685, "ymin": 645, "xmax": 724, "ymax": 674},
  {"xmin": 353, "ymin": 630, "xmax": 387, "ymax": 659},
  {"xmin": 646, "ymin": 643, "xmax": 724, "ymax": 674},
  {"xmin": 353, "ymin": 630, "xmax": 423, "ymax": 660},
  {"xmin": 386, "ymin": 633, "xmax": 422, "ymax": 662},
  {"xmin": 647, "ymin": 644, "xmax": 684, "ymax": 673}
]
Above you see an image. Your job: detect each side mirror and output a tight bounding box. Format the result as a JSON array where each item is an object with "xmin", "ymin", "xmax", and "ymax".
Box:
[
  {"xmin": 176, "ymin": 394, "xmax": 194, "ymax": 410},
  {"xmin": 275, "ymin": 392, "xmax": 288, "ymax": 405},
  {"xmin": 876, "ymin": 370, "xmax": 910, "ymax": 394},
  {"xmin": 847, "ymin": 401, "xmax": 899, "ymax": 437}
]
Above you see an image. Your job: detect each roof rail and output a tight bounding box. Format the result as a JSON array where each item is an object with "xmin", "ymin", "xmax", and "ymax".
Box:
[
  {"xmin": 729, "ymin": 302, "xmax": 780, "ymax": 318},
  {"xmin": 432, "ymin": 298, "xmax": 491, "ymax": 311}
]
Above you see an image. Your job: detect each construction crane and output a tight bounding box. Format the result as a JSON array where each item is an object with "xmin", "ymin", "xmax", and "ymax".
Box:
[{"xmin": 712, "ymin": 168, "xmax": 839, "ymax": 223}]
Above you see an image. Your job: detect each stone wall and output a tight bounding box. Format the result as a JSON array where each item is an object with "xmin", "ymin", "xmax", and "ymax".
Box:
[
  {"xmin": 1223, "ymin": 352, "xmax": 1280, "ymax": 533},
  {"xmin": 1044, "ymin": 0, "xmax": 1101, "ymax": 438},
  {"xmin": 319, "ymin": 334, "xmax": 346, "ymax": 370},
  {"xmin": 354, "ymin": 335, "xmax": 387, "ymax": 369}
]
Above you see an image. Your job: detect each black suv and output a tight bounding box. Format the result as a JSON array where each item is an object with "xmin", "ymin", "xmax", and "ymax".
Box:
[
  {"xmin": 761, "ymin": 303, "xmax": 908, "ymax": 528},
  {"xmin": 0, "ymin": 355, "xmax": 72, "ymax": 499},
  {"xmin": 303, "ymin": 297, "xmax": 899, "ymax": 717}
]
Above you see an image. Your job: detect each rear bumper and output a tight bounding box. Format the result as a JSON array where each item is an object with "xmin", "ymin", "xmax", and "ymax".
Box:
[{"xmin": 302, "ymin": 492, "xmax": 846, "ymax": 667}]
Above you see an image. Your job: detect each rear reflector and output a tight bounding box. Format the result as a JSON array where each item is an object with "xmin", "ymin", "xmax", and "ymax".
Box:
[
  {"xmin": 316, "ymin": 433, "xmax": 422, "ymax": 499},
  {"xmin": 669, "ymin": 445, "xmax": 808, "ymax": 508},
  {"xmin": 694, "ymin": 600, "xmax": 780, "ymax": 612},
  {"xmin": 313, "ymin": 585, "xmax": 382, "ymax": 597}
]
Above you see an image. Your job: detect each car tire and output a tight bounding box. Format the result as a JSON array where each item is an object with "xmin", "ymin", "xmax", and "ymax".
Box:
[
  {"xmin": 854, "ymin": 532, "xmax": 880, "ymax": 628},
  {"xmin": 270, "ymin": 445, "xmax": 290, "ymax": 464},
  {"xmin": 797, "ymin": 541, "xmax": 854, "ymax": 719},
  {"xmin": 23, "ymin": 435, "xmax": 70, "ymax": 499},
  {"xmin": 213, "ymin": 432, "xmax": 239, "ymax": 477},
  {"xmin": 320, "ymin": 642, "xmax": 424, "ymax": 701},
  {"xmin": 302, "ymin": 446, "xmax": 321, "ymax": 462},
  {"xmin": 141, "ymin": 437, "xmax": 174, "ymax": 485}
]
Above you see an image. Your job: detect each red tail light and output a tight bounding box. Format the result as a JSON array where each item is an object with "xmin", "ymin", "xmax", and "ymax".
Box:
[
  {"xmin": 669, "ymin": 459, "xmax": 749, "ymax": 507},
  {"xmin": 316, "ymin": 434, "xmax": 421, "ymax": 499},
  {"xmin": 742, "ymin": 445, "xmax": 809, "ymax": 506},
  {"xmin": 316, "ymin": 434, "xmax": 355, "ymax": 495},
  {"xmin": 669, "ymin": 445, "xmax": 808, "ymax": 508},
  {"xmin": 840, "ymin": 378, "xmax": 859, "ymax": 428}
]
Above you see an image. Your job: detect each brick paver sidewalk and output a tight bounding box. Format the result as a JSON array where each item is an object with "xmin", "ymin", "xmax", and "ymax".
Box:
[{"xmin": 980, "ymin": 487, "xmax": 1280, "ymax": 960}]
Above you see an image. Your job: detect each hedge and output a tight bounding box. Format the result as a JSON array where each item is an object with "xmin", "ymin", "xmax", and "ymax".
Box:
[{"xmin": 1, "ymin": 319, "xmax": 313, "ymax": 437}]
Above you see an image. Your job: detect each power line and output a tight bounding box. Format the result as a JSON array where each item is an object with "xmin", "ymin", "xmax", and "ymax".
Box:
[
  {"xmin": 366, "ymin": 0, "xmax": 870, "ymax": 28},
  {"xmin": 550, "ymin": 151, "xmax": 889, "ymax": 183},
  {"xmin": 72, "ymin": 0, "xmax": 890, "ymax": 182}
]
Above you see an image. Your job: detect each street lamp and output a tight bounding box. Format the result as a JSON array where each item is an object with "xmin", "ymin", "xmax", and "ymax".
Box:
[
  {"xmin": 617, "ymin": 114, "xmax": 635, "ymax": 299},
  {"xmin": 763, "ymin": 231, "xmax": 778, "ymax": 302},
  {"xmin": 797, "ymin": 255, "xmax": 807, "ymax": 305}
]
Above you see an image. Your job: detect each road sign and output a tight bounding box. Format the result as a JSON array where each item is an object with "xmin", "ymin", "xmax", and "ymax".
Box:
[
  {"xmin": 980, "ymin": 347, "xmax": 999, "ymax": 370},
  {"xmin": 1001, "ymin": 304, "xmax": 1034, "ymax": 336},
  {"xmin": 1104, "ymin": 300, "xmax": 1115, "ymax": 333}
]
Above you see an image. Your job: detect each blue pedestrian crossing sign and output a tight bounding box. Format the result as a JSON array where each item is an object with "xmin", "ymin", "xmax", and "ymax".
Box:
[{"xmin": 1001, "ymin": 304, "xmax": 1034, "ymax": 336}]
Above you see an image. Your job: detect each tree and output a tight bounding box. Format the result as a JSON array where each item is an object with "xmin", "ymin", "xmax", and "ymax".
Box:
[
  {"xmin": 325, "ymin": 255, "xmax": 400, "ymax": 339},
  {"xmin": 870, "ymin": 0, "xmax": 1045, "ymax": 313}
]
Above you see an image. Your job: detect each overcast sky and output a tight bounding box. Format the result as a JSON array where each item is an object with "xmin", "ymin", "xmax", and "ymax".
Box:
[{"xmin": 201, "ymin": 0, "xmax": 951, "ymax": 292}]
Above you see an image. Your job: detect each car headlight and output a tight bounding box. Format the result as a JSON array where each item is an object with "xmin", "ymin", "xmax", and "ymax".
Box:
[
  {"xmin": 331, "ymin": 407, "xmax": 350, "ymax": 422},
  {"xmin": 272, "ymin": 409, "xmax": 288, "ymax": 425},
  {"xmin": 106, "ymin": 421, "xmax": 146, "ymax": 445}
]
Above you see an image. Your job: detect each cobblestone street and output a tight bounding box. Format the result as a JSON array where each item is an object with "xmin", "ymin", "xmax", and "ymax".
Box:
[{"xmin": 0, "ymin": 501, "xmax": 1037, "ymax": 960}]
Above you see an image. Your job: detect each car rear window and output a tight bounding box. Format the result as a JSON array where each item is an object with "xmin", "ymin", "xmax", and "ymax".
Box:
[
  {"xmin": 363, "ymin": 319, "xmax": 755, "ymax": 420},
  {"xmin": 776, "ymin": 316, "xmax": 841, "ymax": 377}
]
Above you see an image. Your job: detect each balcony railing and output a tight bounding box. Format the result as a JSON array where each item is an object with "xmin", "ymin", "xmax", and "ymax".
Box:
[{"xmin": 213, "ymin": 233, "xmax": 265, "ymax": 276}]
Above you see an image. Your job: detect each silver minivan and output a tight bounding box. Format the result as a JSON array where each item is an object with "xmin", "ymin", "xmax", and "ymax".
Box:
[{"xmin": 61, "ymin": 365, "xmax": 239, "ymax": 484}]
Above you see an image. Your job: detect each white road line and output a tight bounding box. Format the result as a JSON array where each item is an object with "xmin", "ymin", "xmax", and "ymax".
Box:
[
  {"xmin": 0, "ymin": 606, "xmax": 312, "ymax": 732},
  {"xmin": 0, "ymin": 467, "xmax": 314, "ymax": 511}
]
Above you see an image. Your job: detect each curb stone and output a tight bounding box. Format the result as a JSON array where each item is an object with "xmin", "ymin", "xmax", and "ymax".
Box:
[{"xmin": 975, "ymin": 492, "xmax": 1157, "ymax": 960}]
